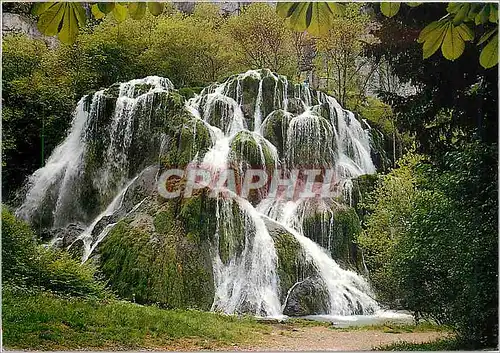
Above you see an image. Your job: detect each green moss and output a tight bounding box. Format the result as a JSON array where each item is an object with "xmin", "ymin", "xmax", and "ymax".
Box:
[
  {"xmin": 178, "ymin": 87, "xmax": 195, "ymax": 99},
  {"xmin": 272, "ymin": 230, "xmax": 315, "ymax": 302},
  {"xmin": 302, "ymin": 207, "xmax": 363, "ymax": 271},
  {"xmin": 162, "ymin": 117, "xmax": 212, "ymax": 168},
  {"xmin": 154, "ymin": 209, "xmax": 175, "ymax": 234},
  {"xmin": 100, "ymin": 206, "xmax": 215, "ymax": 310},
  {"xmin": 230, "ymin": 131, "xmax": 276, "ymax": 169},
  {"xmin": 179, "ymin": 192, "xmax": 217, "ymax": 243},
  {"xmin": 261, "ymin": 110, "xmax": 292, "ymax": 157},
  {"xmin": 217, "ymin": 201, "xmax": 246, "ymax": 264}
]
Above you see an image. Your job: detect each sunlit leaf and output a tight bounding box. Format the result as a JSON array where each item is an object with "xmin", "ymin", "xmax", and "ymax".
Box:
[
  {"xmin": 112, "ymin": 3, "xmax": 127, "ymax": 22},
  {"xmin": 276, "ymin": 2, "xmax": 344, "ymax": 36},
  {"xmin": 446, "ymin": 3, "xmax": 462, "ymax": 14},
  {"xmin": 417, "ymin": 21, "xmax": 441, "ymax": 43},
  {"xmin": 441, "ymin": 23, "xmax": 465, "ymax": 60},
  {"xmin": 288, "ymin": 3, "xmax": 309, "ymax": 32},
  {"xmin": 91, "ymin": 4, "xmax": 105, "ymax": 20},
  {"xmin": 467, "ymin": 3, "xmax": 481, "ymax": 21},
  {"xmin": 97, "ymin": 2, "xmax": 115, "ymax": 14},
  {"xmin": 128, "ymin": 2, "xmax": 147, "ymax": 20},
  {"xmin": 479, "ymin": 33, "xmax": 498, "ymax": 68},
  {"xmin": 325, "ymin": 3, "xmax": 344, "ymax": 16},
  {"xmin": 37, "ymin": 2, "xmax": 64, "ymax": 36},
  {"xmin": 421, "ymin": 21, "xmax": 447, "ymax": 59},
  {"xmin": 306, "ymin": 3, "xmax": 335, "ymax": 37},
  {"xmin": 35, "ymin": 2, "xmax": 86, "ymax": 44},
  {"xmin": 477, "ymin": 28, "xmax": 497, "ymax": 46},
  {"xmin": 147, "ymin": 2, "xmax": 164, "ymax": 16},
  {"xmin": 380, "ymin": 2, "xmax": 401, "ymax": 18},
  {"xmin": 406, "ymin": 2, "xmax": 422, "ymax": 8},
  {"xmin": 455, "ymin": 23, "xmax": 474, "ymax": 42},
  {"xmin": 32, "ymin": 2, "xmax": 56, "ymax": 16},
  {"xmin": 276, "ymin": 2, "xmax": 298, "ymax": 18}
]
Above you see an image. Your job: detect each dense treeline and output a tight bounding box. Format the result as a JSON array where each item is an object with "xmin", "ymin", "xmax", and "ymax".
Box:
[
  {"xmin": 2, "ymin": 2, "xmax": 497, "ymax": 349},
  {"xmin": 360, "ymin": 4, "xmax": 498, "ymax": 348}
]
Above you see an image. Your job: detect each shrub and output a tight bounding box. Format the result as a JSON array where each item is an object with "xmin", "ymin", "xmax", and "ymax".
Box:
[{"xmin": 2, "ymin": 206, "xmax": 108, "ymax": 298}]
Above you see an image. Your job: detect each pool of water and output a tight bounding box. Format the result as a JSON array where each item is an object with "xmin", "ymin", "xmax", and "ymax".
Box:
[{"xmin": 298, "ymin": 310, "xmax": 415, "ymax": 327}]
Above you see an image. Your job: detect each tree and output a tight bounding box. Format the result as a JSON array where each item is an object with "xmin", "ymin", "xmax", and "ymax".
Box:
[
  {"xmin": 314, "ymin": 3, "xmax": 375, "ymax": 107},
  {"xmin": 276, "ymin": 2, "xmax": 498, "ymax": 69},
  {"xmin": 226, "ymin": 3, "xmax": 297, "ymax": 76}
]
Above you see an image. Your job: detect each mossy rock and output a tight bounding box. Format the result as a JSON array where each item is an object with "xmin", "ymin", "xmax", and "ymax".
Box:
[
  {"xmin": 311, "ymin": 102, "xmax": 337, "ymax": 126},
  {"xmin": 282, "ymin": 277, "xmax": 330, "ymax": 316},
  {"xmin": 198, "ymin": 94, "xmax": 240, "ymax": 134},
  {"xmin": 302, "ymin": 206, "xmax": 364, "ymax": 272},
  {"xmin": 272, "ymin": 229, "xmax": 313, "ymax": 302},
  {"xmin": 229, "ymin": 131, "xmax": 276, "ymax": 169},
  {"xmin": 286, "ymin": 115, "xmax": 336, "ymax": 168},
  {"xmin": 130, "ymin": 83, "xmax": 153, "ymax": 98},
  {"xmin": 99, "ymin": 199, "xmax": 214, "ymax": 310},
  {"xmin": 369, "ymin": 128, "xmax": 393, "ymax": 173},
  {"xmin": 261, "ymin": 110, "xmax": 293, "ymax": 158},
  {"xmin": 287, "ymin": 97, "xmax": 306, "ymax": 115},
  {"xmin": 161, "ymin": 117, "xmax": 212, "ymax": 168}
]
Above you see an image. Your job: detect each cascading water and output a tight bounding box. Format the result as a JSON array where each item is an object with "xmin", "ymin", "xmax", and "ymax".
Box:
[
  {"xmin": 16, "ymin": 76, "xmax": 174, "ymax": 229},
  {"xmin": 17, "ymin": 69, "xmax": 380, "ymax": 318}
]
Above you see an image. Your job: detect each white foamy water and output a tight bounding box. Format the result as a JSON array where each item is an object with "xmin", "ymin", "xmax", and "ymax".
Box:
[{"xmin": 17, "ymin": 70, "xmax": 378, "ymax": 318}]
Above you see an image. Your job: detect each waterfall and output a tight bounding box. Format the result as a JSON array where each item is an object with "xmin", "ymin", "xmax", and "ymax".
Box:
[
  {"xmin": 17, "ymin": 69, "xmax": 378, "ymax": 318},
  {"xmin": 16, "ymin": 76, "xmax": 173, "ymax": 229}
]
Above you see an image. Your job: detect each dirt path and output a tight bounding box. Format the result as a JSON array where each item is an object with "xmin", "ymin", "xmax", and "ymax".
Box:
[{"xmin": 228, "ymin": 325, "xmax": 450, "ymax": 351}]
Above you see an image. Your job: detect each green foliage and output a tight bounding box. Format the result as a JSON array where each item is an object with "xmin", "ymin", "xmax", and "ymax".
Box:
[
  {"xmin": 278, "ymin": 2, "xmax": 498, "ymax": 69},
  {"xmin": 33, "ymin": 2, "xmax": 86, "ymax": 44},
  {"xmin": 358, "ymin": 153, "xmax": 423, "ymax": 304},
  {"xmin": 3, "ymin": 288, "xmax": 268, "ymax": 350},
  {"xmin": 315, "ymin": 3, "xmax": 375, "ymax": 107},
  {"xmin": 2, "ymin": 207, "xmax": 108, "ymax": 298},
  {"xmin": 276, "ymin": 2, "xmax": 344, "ymax": 37},
  {"xmin": 33, "ymin": 2, "xmax": 167, "ymax": 43},
  {"xmin": 227, "ymin": 4, "xmax": 297, "ymax": 76},
  {"xmin": 393, "ymin": 142, "xmax": 497, "ymax": 347},
  {"xmin": 362, "ymin": 142, "xmax": 497, "ymax": 347},
  {"xmin": 380, "ymin": 3, "xmax": 401, "ymax": 18},
  {"xmin": 2, "ymin": 34, "xmax": 75, "ymax": 199}
]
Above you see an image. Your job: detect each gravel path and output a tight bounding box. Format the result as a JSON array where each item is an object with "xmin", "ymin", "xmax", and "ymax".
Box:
[{"xmin": 229, "ymin": 326, "xmax": 449, "ymax": 351}]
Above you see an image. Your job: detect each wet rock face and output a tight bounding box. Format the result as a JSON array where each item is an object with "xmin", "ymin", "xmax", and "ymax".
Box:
[
  {"xmin": 42, "ymin": 223, "xmax": 86, "ymax": 246},
  {"xmin": 98, "ymin": 194, "xmax": 216, "ymax": 310},
  {"xmin": 283, "ymin": 277, "xmax": 330, "ymax": 316}
]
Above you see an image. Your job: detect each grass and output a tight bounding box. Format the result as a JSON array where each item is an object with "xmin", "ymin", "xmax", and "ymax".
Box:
[
  {"xmin": 3, "ymin": 289, "xmax": 270, "ymax": 350},
  {"xmin": 375, "ymin": 338, "xmax": 462, "ymax": 351},
  {"xmin": 3, "ymin": 287, "xmax": 455, "ymax": 351},
  {"xmin": 331, "ymin": 321, "xmax": 452, "ymax": 333}
]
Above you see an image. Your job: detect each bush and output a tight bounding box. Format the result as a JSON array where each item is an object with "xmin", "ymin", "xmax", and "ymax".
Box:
[
  {"xmin": 2, "ymin": 207, "xmax": 108, "ymax": 298},
  {"xmin": 361, "ymin": 142, "xmax": 498, "ymax": 348},
  {"xmin": 358, "ymin": 153, "xmax": 423, "ymax": 305},
  {"xmin": 391, "ymin": 142, "xmax": 497, "ymax": 347}
]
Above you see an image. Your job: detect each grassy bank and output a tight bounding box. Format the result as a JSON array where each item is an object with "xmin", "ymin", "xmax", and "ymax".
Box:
[
  {"xmin": 3, "ymin": 288, "xmax": 270, "ymax": 350},
  {"xmin": 375, "ymin": 338, "xmax": 461, "ymax": 351}
]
